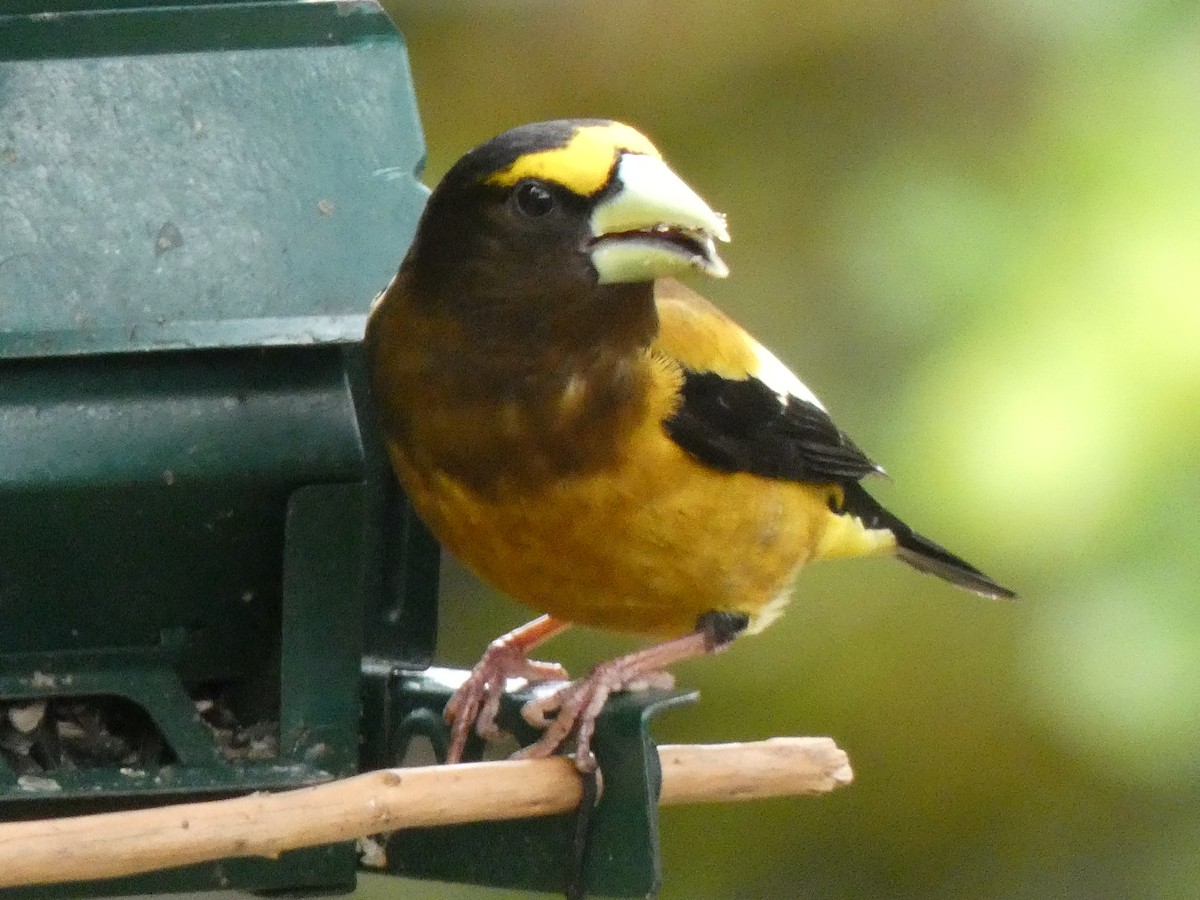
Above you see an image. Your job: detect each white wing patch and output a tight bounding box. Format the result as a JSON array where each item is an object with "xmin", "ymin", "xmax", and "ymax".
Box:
[{"xmin": 746, "ymin": 337, "xmax": 826, "ymax": 411}]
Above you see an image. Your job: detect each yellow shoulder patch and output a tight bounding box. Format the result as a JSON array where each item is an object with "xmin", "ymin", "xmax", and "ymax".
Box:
[
  {"xmin": 487, "ymin": 122, "xmax": 662, "ymax": 196},
  {"xmin": 652, "ymin": 278, "xmax": 759, "ymax": 380}
]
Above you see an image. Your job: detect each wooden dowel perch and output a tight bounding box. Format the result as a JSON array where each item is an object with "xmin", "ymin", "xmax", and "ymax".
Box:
[{"xmin": 0, "ymin": 737, "xmax": 851, "ymax": 889}]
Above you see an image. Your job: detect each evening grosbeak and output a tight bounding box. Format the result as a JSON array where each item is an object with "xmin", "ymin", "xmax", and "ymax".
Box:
[{"xmin": 366, "ymin": 119, "xmax": 1014, "ymax": 771}]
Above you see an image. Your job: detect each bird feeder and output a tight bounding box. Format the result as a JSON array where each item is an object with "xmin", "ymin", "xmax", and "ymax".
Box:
[{"xmin": 0, "ymin": 3, "xmax": 850, "ymax": 897}]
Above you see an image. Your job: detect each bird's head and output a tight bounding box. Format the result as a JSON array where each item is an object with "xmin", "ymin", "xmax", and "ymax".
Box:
[{"xmin": 404, "ymin": 119, "xmax": 730, "ymax": 307}]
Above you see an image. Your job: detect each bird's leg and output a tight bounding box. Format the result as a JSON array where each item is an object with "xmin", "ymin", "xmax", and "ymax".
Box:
[
  {"xmin": 444, "ymin": 614, "xmax": 571, "ymax": 764},
  {"xmin": 514, "ymin": 610, "xmax": 750, "ymax": 772}
]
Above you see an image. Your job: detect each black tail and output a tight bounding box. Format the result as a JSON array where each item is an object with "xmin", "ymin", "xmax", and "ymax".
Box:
[{"xmin": 842, "ymin": 483, "xmax": 1016, "ymax": 600}]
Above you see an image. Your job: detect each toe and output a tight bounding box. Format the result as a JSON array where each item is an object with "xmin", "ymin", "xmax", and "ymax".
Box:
[{"xmin": 520, "ymin": 690, "xmax": 565, "ymax": 728}]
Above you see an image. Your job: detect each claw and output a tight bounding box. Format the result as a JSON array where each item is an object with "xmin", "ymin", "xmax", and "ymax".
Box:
[
  {"xmin": 443, "ymin": 616, "xmax": 571, "ymax": 764},
  {"xmin": 445, "ymin": 651, "xmax": 568, "ymax": 763},
  {"xmin": 520, "ymin": 689, "xmax": 565, "ymax": 729},
  {"xmin": 512, "ymin": 660, "xmax": 673, "ymax": 772},
  {"xmin": 624, "ymin": 671, "xmax": 676, "ymax": 693},
  {"xmin": 509, "ymin": 627, "xmax": 718, "ymax": 772}
]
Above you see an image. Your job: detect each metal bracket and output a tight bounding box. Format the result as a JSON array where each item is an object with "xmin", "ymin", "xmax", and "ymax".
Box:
[{"xmin": 360, "ymin": 662, "xmax": 697, "ymax": 898}]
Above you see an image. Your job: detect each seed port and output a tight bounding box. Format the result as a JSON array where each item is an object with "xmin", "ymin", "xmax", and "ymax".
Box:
[
  {"xmin": 189, "ymin": 683, "xmax": 279, "ymax": 763},
  {"xmin": 0, "ymin": 695, "xmax": 176, "ymax": 775}
]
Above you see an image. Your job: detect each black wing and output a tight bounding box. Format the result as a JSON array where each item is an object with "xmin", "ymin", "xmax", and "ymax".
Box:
[{"xmin": 663, "ymin": 370, "xmax": 883, "ymax": 484}]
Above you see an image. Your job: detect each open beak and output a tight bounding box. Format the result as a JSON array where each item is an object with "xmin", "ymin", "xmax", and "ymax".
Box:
[{"xmin": 589, "ymin": 153, "xmax": 730, "ymax": 284}]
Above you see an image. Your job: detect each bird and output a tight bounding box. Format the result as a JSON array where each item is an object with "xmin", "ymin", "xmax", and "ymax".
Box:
[{"xmin": 365, "ymin": 118, "xmax": 1014, "ymax": 772}]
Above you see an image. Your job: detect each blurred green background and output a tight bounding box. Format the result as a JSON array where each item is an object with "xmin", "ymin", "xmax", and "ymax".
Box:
[{"xmin": 362, "ymin": 1, "xmax": 1200, "ymax": 897}]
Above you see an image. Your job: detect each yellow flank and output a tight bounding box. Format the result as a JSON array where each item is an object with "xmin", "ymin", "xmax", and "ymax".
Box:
[
  {"xmin": 813, "ymin": 509, "xmax": 897, "ymax": 561},
  {"xmin": 486, "ymin": 122, "xmax": 662, "ymax": 195},
  {"xmin": 388, "ymin": 416, "xmax": 836, "ymax": 639}
]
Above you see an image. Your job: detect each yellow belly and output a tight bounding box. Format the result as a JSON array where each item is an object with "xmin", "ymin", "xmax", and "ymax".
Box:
[{"xmin": 391, "ymin": 433, "xmax": 839, "ymax": 639}]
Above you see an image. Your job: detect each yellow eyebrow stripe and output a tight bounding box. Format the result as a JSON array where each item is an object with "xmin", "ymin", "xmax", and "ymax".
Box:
[{"xmin": 486, "ymin": 122, "xmax": 662, "ymax": 196}]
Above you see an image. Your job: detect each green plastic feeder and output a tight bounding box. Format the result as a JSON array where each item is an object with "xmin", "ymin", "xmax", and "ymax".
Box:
[{"xmin": 0, "ymin": 2, "xmax": 687, "ymax": 897}]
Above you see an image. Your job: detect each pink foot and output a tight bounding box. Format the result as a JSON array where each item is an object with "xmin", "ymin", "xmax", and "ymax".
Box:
[
  {"xmin": 445, "ymin": 640, "xmax": 568, "ymax": 764},
  {"xmin": 513, "ymin": 662, "xmax": 676, "ymax": 772}
]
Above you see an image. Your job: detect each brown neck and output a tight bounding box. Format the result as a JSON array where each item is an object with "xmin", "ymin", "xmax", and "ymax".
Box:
[{"xmin": 368, "ymin": 273, "xmax": 662, "ymax": 495}]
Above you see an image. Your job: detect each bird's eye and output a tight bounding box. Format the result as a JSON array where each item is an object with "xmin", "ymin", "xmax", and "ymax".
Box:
[{"xmin": 513, "ymin": 180, "xmax": 555, "ymax": 217}]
